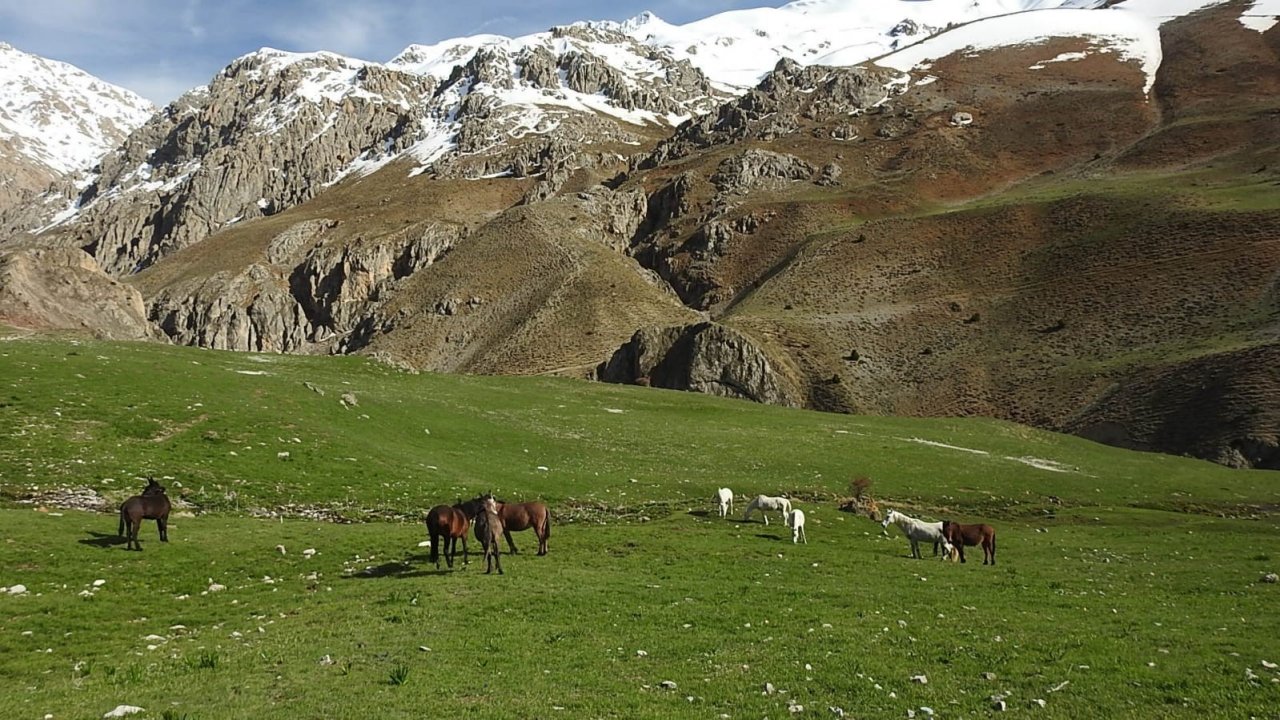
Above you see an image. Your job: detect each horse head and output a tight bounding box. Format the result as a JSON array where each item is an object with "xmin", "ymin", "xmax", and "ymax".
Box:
[
  {"xmin": 142, "ymin": 478, "xmax": 166, "ymax": 496},
  {"xmin": 880, "ymin": 509, "xmax": 896, "ymax": 528}
]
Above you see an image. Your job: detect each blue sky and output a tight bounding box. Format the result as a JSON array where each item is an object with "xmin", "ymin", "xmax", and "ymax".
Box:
[{"xmin": 0, "ymin": 0, "xmax": 786, "ymax": 106}]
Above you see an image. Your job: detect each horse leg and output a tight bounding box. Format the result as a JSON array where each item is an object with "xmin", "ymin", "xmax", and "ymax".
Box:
[
  {"xmin": 462, "ymin": 535, "xmax": 469, "ymax": 566},
  {"xmin": 157, "ymin": 517, "xmax": 168, "ymax": 542},
  {"xmin": 130, "ymin": 518, "xmax": 142, "ymax": 551},
  {"xmin": 958, "ymin": 544, "xmax": 967, "ymax": 563},
  {"xmin": 986, "ymin": 535, "xmax": 996, "ymax": 565},
  {"xmin": 503, "ymin": 528, "xmax": 519, "ymax": 555},
  {"xmin": 494, "ymin": 544, "xmax": 503, "ymax": 575}
]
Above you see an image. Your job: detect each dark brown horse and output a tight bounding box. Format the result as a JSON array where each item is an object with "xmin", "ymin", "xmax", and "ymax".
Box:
[
  {"xmin": 474, "ymin": 496, "xmax": 504, "ymax": 575},
  {"xmin": 425, "ymin": 504, "xmax": 471, "ymax": 569},
  {"xmin": 118, "ymin": 478, "xmax": 171, "ymax": 551},
  {"xmin": 463, "ymin": 496, "xmax": 551, "ymax": 556},
  {"xmin": 941, "ymin": 520, "xmax": 997, "ymax": 565}
]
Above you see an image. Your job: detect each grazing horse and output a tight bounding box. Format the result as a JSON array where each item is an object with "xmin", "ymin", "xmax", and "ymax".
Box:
[
  {"xmin": 425, "ymin": 504, "xmax": 470, "ymax": 569},
  {"xmin": 464, "ymin": 496, "xmax": 551, "ymax": 555},
  {"xmin": 785, "ymin": 508, "xmax": 807, "ymax": 544},
  {"xmin": 743, "ymin": 494, "xmax": 791, "ymax": 526},
  {"xmin": 881, "ymin": 509, "xmax": 947, "ymax": 559},
  {"xmin": 118, "ymin": 478, "xmax": 171, "ymax": 551},
  {"xmin": 716, "ymin": 488, "xmax": 734, "ymax": 519},
  {"xmin": 941, "ymin": 520, "xmax": 997, "ymax": 565},
  {"xmin": 474, "ymin": 496, "xmax": 504, "ymax": 575}
]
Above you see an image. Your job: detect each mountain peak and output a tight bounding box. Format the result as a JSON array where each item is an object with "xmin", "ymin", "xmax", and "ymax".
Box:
[{"xmin": 0, "ymin": 42, "xmax": 154, "ymax": 188}]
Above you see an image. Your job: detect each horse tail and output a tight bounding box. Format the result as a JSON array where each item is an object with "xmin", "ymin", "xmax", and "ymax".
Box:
[
  {"xmin": 118, "ymin": 507, "xmax": 126, "ymax": 537},
  {"xmin": 543, "ymin": 507, "xmax": 552, "ymax": 539},
  {"xmin": 425, "ymin": 515, "xmax": 439, "ymax": 565}
]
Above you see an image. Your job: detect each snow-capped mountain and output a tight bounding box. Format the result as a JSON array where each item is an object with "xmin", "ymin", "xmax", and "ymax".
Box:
[
  {"xmin": 0, "ymin": 42, "xmax": 154, "ymax": 209},
  {"xmin": 13, "ymin": 0, "xmax": 1278, "ymax": 275}
]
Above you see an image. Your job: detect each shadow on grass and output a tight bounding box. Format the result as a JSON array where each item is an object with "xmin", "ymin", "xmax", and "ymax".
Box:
[
  {"xmin": 78, "ymin": 531, "xmax": 128, "ymax": 548},
  {"xmin": 754, "ymin": 533, "xmax": 784, "ymax": 542},
  {"xmin": 687, "ymin": 510, "xmax": 710, "ymax": 518},
  {"xmin": 345, "ymin": 561, "xmax": 455, "ymax": 579}
]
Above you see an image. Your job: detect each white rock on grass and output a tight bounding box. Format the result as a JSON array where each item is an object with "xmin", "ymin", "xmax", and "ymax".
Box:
[
  {"xmin": 103, "ymin": 706, "xmax": 144, "ymax": 718},
  {"xmin": 910, "ymin": 674, "xmax": 928, "ymax": 684},
  {"xmin": 302, "ymin": 548, "xmax": 317, "ymax": 558},
  {"xmin": 659, "ymin": 681, "xmax": 678, "ymax": 690},
  {"xmin": 92, "ymin": 579, "xmax": 106, "ymax": 587},
  {"xmin": 275, "ymin": 545, "xmax": 287, "ymax": 555},
  {"xmin": 207, "ymin": 583, "xmax": 226, "ymax": 593},
  {"xmin": 6, "ymin": 584, "xmax": 28, "ymax": 595}
]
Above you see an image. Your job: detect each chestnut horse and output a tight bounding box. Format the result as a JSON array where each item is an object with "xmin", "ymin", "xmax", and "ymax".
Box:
[
  {"xmin": 941, "ymin": 520, "xmax": 997, "ymax": 565},
  {"xmin": 464, "ymin": 496, "xmax": 551, "ymax": 556},
  {"xmin": 425, "ymin": 504, "xmax": 471, "ymax": 569},
  {"xmin": 118, "ymin": 478, "xmax": 171, "ymax": 551}
]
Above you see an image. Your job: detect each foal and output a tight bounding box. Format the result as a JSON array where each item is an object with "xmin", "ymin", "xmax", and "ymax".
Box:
[
  {"xmin": 474, "ymin": 496, "xmax": 505, "ymax": 575},
  {"xmin": 118, "ymin": 478, "xmax": 171, "ymax": 551}
]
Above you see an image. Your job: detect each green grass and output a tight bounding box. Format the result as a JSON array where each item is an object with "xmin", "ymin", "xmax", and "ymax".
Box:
[{"xmin": 1, "ymin": 335, "xmax": 1279, "ymax": 718}]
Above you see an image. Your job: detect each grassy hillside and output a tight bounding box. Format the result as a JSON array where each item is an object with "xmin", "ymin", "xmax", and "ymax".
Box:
[{"xmin": 0, "ymin": 334, "xmax": 1278, "ymax": 719}]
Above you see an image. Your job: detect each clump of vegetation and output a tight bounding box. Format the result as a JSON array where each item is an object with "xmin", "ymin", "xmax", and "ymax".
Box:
[{"xmin": 388, "ymin": 663, "xmax": 410, "ymax": 686}]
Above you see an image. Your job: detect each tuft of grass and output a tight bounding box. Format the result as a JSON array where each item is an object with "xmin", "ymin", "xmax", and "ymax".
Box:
[
  {"xmin": 188, "ymin": 650, "xmax": 219, "ymax": 671},
  {"xmin": 388, "ymin": 663, "xmax": 410, "ymax": 686}
]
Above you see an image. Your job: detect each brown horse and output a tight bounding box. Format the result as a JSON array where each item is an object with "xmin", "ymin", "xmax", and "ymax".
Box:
[
  {"xmin": 425, "ymin": 504, "xmax": 470, "ymax": 569},
  {"xmin": 474, "ymin": 496, "xmax": 504, "ymax": 575},
  {"xmin": 463, "ymin": 496, "xmax": 551, "ymax": 556},
  {"xmin": 118, "ymin": 478, "xmax": 171, "ymax": 551},
  {"xmin": 941, "ymin": 520, "xmax": 997, "ymax": 565}
]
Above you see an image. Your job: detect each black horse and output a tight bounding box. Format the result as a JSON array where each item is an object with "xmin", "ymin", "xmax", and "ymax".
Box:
[{"xmin": 118, "ymin": 478, "xmax": 171, "ymax": 551}]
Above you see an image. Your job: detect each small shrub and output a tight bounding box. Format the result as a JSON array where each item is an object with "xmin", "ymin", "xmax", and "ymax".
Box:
[
  {"xmin": 849, "ymin": 475, "xmax": 872, "ymax": 500},
  {"xmin": 389, "ymin": 663, "xmax": 410, "ymax": 686}
]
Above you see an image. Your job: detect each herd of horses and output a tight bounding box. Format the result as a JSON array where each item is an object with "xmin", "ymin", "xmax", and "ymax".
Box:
[
  {"xmin": 718, "ymin": 488, "xmax": 996, "ymax": 564},
  {"xmin": 424, "ymin": 494, "xmax": 551, "ymax": 574},
  {"xmin": 114, "ymin": 479, "xmax": 993, "ymax": 567}
]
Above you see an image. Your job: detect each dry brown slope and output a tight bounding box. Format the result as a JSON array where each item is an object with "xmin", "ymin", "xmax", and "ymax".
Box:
[{"xmin": 356, "ymin": 188, "xmax": 700, "ymax": 375}]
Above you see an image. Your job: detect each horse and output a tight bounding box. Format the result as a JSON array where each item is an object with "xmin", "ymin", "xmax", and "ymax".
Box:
[
  {"xmin": 118, "ymin": 477, "xmax": 171, "ymax": 551},
  {"xmin": 716, "ymin": 488, "xmax": 734, "ymax": 518},
  {"xmin": 881, "ymin": 509, "xmax": 947, "ymax": 559},
  {"xmin": 743, "ymin": 494, "xmax": 791, "ymax": 526},
  {"xmin": 941, "ymin": 520, "xmax": 997, "ymax": 565},
  {"xmin": 463, "ymin": 496, "xmax": 551, "ymax": 555},
  {"xmin": 785, "ymin": 508, "xmax": 807, "ymax": 544},
  {"xmin": 425, "ymin": 504, "xmax": 470, "ymax": 569},
  {"xmin": 473, "ymin": 495, "xmax": 504, "ymax": 575}
]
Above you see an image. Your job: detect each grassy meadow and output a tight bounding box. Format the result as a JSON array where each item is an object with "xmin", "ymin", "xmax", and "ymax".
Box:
[{"xmin": 1, "ymin": 332, "xmax": 1278, "ymax": 718}]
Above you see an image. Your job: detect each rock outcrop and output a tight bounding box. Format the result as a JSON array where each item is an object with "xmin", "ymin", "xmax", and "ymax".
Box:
[
  {"xmin": 642, "ymin": 59, "xmax": 900, "ymax": 168},
  {"xmin": 596, "ymin": 322, "xmax": 799, "ymax": 406},
  {"xmin": 289, "ymin": 222, "xmax": 463, "ymax": 338},
  {"xmin": 148, "ymin": 218, "xmax": 464, "ymax": 352},
  {"xmin": 0, "ymin": 247, "xmax": 155, "ymax": 339}
]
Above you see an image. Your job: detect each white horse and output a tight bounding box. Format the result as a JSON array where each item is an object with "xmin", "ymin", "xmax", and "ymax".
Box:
[
  {"xmin": 744, "ymin": 494, "xmax": 792, "ymax": 526},
  {"xmin": 785, "ymin": 508, "xmax": 807, "ymax": 544},
  {"xmin": 716, "ymin": 488, "xmax": 734, "ymax": 519},
  {"xmin": 881, "ymin": 509, "xmax": 947, "ymax": 559}
]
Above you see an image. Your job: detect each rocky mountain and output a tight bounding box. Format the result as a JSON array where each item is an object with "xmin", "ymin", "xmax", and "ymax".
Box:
[
  {"xmin": 0, "ymin": 42, "xmax": 154, "ymax": 215},
  {"xmin": 1, "ymin": 0, "xmax": 1278, "ymax": 469}
]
